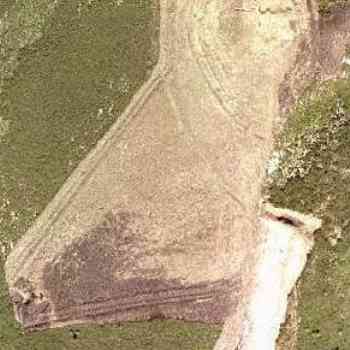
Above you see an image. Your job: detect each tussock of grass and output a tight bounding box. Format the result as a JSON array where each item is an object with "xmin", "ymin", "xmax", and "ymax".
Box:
[
  {"xmin": 319, "ymin": 0, "xmax": 350, "ymax": 14},
  {"xmin": 0, "ymin": 0, "xmax": 14, "ymax": 18}
]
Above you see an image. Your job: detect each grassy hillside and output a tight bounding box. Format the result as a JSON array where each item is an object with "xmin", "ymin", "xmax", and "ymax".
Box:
[
  {"xmin": 0, "ymin": 1, "xmax": 221, "ymax": 349},
  {"xmin": 1, "ymin": 1, "xmax": 349, "ymax": 349},
  {"xmin": 268, "ymin": 77, "xmax": 350, "ymax": 350}
]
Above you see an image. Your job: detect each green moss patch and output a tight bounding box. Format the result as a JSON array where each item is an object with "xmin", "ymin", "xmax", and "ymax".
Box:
[{"xmin": 267, "ymin": 78, "xmax": 350, "ymax": 350}]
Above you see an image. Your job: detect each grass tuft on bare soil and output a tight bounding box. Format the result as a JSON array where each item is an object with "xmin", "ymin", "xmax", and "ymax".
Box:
[{"xmin": 319, "ymin": 0, "xmax": 350, "ymax": 14}]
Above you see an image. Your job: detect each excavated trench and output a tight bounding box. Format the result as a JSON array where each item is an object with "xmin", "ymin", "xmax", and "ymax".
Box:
[{"xmin": 4, "ymin": 1, "xmax": 350, "ymax": 349}]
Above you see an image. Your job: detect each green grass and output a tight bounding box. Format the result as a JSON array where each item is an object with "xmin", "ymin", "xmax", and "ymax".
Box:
[
  {"xmin": 268, "ymin": 78, "xmax": 350, "ymax": 350},
  {"xmin": 0, "ymin": 0, "xmax": 14, "ymax": 18},
  {"xmin": 0, "ymin": 1, "xmax": 221, "ymax": 349}
]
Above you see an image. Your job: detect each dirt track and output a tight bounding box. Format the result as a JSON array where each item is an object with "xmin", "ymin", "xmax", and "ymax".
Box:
[{"xmin": 4, "ymin": 0, "xmax": 350, "ymax": 349}]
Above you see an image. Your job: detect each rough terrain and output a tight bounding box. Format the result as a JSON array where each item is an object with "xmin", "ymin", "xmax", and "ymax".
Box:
[
  {"xmin": 269, "ymin": 75, "xmax": 350, "ymax": 349},
  {"xmin": 2, "ymin": 1, "xmax": 350, "ymax": 350},
  {"xmin": 215, "ymin": 205, "xmax": 321, "ymax": 350},
  {"xmin": 1, "ymin": 1, "xmax": 211, "ymax": 350},
  {"xmin": 3, "ymin": 0, "xmax": 325, "ymax": 347}
]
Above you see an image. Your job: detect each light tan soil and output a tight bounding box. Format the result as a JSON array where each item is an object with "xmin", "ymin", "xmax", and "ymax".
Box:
[{"xmin": 4, "ymin": 1, "xmax": 350, "ymax": 349}]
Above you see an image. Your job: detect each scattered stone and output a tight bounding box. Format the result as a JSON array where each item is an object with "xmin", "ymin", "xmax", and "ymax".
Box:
[{"xmin": 328, "ymin": 225, "xmax": 343, "ymax": 246}]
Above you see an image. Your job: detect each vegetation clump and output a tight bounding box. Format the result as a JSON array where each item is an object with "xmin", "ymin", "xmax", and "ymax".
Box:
[
  {"xmin": 319, "ymin": 0, "xmax": 350, "ymax": 14},
  {"xmin": 267, "ymin": 78, "xmax": 350, "ymax": 350}
]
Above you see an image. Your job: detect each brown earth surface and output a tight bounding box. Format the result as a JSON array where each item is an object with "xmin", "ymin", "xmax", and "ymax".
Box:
[
  {"xmin": 278, "ymin": 2, "xmax": 350, "ymax": 119},
  {"xmin": 4, "ymin": 1, "xmax": 350, "ymax": 349}
]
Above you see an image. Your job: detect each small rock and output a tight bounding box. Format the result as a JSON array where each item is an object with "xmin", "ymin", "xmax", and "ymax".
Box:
[{"xmin": 329, "ymin": 237, "xmax": 338, "ymax": 247}]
